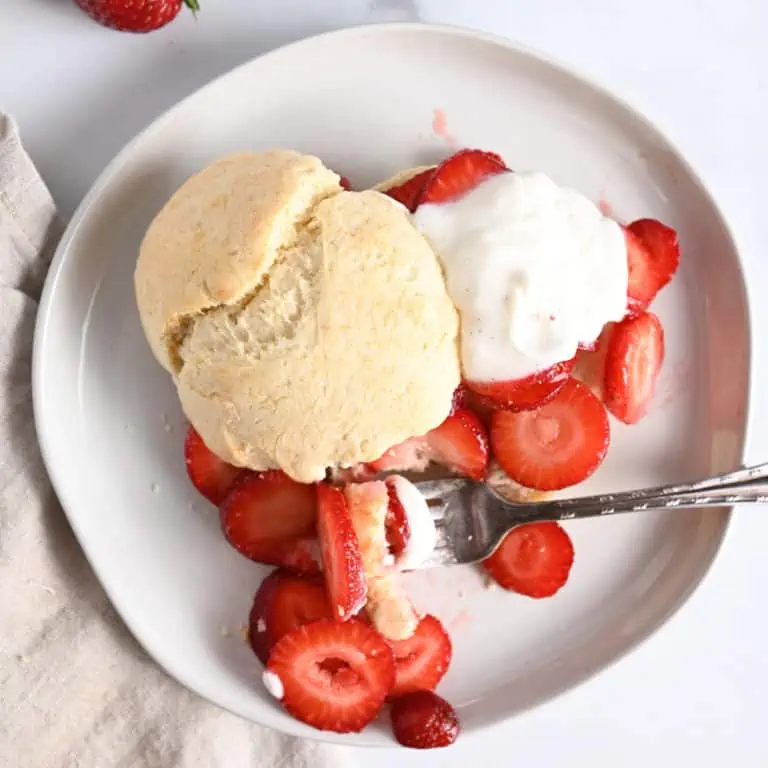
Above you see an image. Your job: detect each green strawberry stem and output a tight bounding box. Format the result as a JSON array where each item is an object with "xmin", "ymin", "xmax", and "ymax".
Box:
[{"xmin": 184, "ymin": 0, "xmax": 201, "ymax": 16}]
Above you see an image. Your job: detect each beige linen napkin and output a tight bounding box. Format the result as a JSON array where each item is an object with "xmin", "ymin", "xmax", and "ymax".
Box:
[{"xmin": 0, "ymin": 114, "xmax": 347, "ymax": 768}]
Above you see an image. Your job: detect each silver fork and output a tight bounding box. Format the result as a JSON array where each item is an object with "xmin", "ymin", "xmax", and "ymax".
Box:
[{"xmin": 410, "ymin": 462, "xmax": 768, "ymax": 568}]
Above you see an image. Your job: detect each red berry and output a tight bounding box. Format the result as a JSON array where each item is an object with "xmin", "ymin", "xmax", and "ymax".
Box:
[
  {"xmin": 424, "ymin": 408, "xmax": 489, "ymax": 480},
  {"xmin": 483, "ymin": 522, "xmax": 574, "ymax": 598},
  {"xmin": 390, "ymin": 691, "xmax": 459, "ymax": 749},
  {"xmin": 386, "ymin": 614, "xmax": 452, "ymax": 698},
  {"xmin": 490, "ymin": 378, "xmax": 609, "ymax": 491},
  {"xmin": 266, "ymin": 619, "xmax": 395, "ymax": 733},
  {"xmin": 369, "ymin": 408, "xmax": 489, "ymax": 481},
  {"xmin": 248, "ymin": 569, "xmax": 332, "ymax": 665},
  {"xmin": 383, "ymin": 169, "xmax": 435, "ymax": 212},
  {"xmin": 603, "ymin": 311, "xmax": 665, "ymax": 424},
  {"xmin": 74, "ymin": 0, "xmax": 199, "ymax": 33},
  {"xmin": 466, "ymin": 358, "xmax": 575, "ymax": 412},
  {"xmin": 184, "ymin": 426, "xmax": 244, "ymax": 505},
  {"xmin": 418, "ymin": 149, "xmax": 507, "ymax": 205},
  {"xmin": 624, "ymin": 219, "xmax": 680, "ymax": 311},
  {"xmin": 219, "ymin": 471, "xmax": 319, "ymax": 573},
  {"xmin": 384, "ymin": 478, "xmax": 411, "ymax": 557}
]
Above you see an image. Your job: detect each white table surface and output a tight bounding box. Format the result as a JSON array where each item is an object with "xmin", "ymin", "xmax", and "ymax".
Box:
[{"xmin": 3, "ymin": 1, "xmax": 768, "ymax": 765}]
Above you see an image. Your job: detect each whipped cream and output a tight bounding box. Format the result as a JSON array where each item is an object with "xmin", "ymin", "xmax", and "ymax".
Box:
[
  {"xmin": 389, "ymin": 475, "xmax": 437, "ymax": 570},
  {"xmin": 414, "ymin": 171, "xmax": 628, "ymax": 381},
  {"xmin": 262, "ymin": 669, "xmax": 284, "ymax": 700}
]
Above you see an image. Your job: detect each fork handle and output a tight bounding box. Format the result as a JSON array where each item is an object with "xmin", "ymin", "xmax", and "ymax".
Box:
[{"xmin": 511, "ymin": 461, "xmax": 768, "ymax": 524}]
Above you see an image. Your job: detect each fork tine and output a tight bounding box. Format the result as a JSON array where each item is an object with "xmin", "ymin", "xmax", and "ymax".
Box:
[
  {"xmin": 428, "ymin": 500, "xmax": 449, "ymax": 521},
  {"xmin": 412, "ymin": 477, "xmax": 467, "ymax": 501}
]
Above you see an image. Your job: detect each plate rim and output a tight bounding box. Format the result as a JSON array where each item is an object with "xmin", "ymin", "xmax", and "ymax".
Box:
[{"xmin": 31, "ymin": 21, "xmax": 753, "ymax": 747}]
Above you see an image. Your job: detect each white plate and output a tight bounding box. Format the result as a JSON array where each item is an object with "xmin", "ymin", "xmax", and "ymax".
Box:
[{"xmin": 33, "ymin": 23, "xmax": 750, "ymax": 747}]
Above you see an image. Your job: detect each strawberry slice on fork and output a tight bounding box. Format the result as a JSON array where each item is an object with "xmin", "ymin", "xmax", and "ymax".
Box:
[{"xmin": 317, "ymin": 483, "xmax": 367, "ymax": 621}]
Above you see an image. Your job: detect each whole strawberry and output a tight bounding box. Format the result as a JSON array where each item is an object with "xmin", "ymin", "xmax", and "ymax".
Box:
[{"xmin": 74, "ymin": 0, "xmax": 199, "ymax": 33}]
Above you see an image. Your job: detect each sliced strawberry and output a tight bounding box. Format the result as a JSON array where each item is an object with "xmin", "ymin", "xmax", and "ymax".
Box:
[
  {"xmin": 384, "ymin": 478, "xmax": 411, "ymax": 557},
  {"xmin": 573, "ymin": 322, "xmax": 615, "ymax": 397},
  {"xmin": 628, "ymin": 218, "xmax": 680, "ymax": 297},
  {"xmin": 450, "ymin": 383, "xmax": 472, "ymax": 412},
  {"xmin": 383, "ymin": 168, "xmax": 435, "ymax": 212},
  {"xmin": 327, "ymin": 464, "xmax": 378, "ymax": 484},
  {"xmin": 578, "ymin": 338, "xmax": 601, "ymax": 353},
  {"xmin": 483, "ymin": 521, "xmax": 574, "ymax": 598},
  {"xmin": 390, "ymin": 691, "xmax": 459, "ymax": 749},
  {"xmin": 624, "ymin": 226, "xmax": 657, "ymax": 312},
  {"xmin": 248, "ymin": 569, "xmax": 332, "ymax": 665},
  {"xmin": 418, "ymin": 149, "xmax": 507, "ymax": 205},
  {"xmin": 317, "ymin": 483, "xmax": 367, "ymax": 620},
  {"xmin": 450, "ymin": 382, "xmax": 494, "ymax": 424},
  {"xmin": 339, "ymin": 176, "xmax": 352, "ymax": 190},
  {"xmin": 603, "ymin": 311, "xmax": 665, "ymax": 424},
  {"xmin": 466, "ymin": 358, "xmax": 575, "ymax": 412},
  {"xmin": 490, "ymin": 377, "xmax": 609, "ymax": 491},
  {"xmin": 425, "ymin": 408, "xmax": 489, "ymax": 480},
  {"xmin": 386, "ymin": 614, "xmax": 452, "ymax": 698},
  {"xmin": 220, "ymin": 471, "xmax": 319, "ymax": 573},
  {"xmin": 369, "ymin": 408, "xmax": 489, "ymax": 480},
  {"xmin": 184, "ymin": 426, "xmax": 245, "ymax": 505},
  {"xmin": 266, "ymin": 618, "xmax": 395, "ymax": 733},
  {"xmin": 368, "ymin": 437, "xmax": 430, "ymax": 474},
  {"xmin": 624, "ymin": 219, "xmax": 680, "ymax": 312}
]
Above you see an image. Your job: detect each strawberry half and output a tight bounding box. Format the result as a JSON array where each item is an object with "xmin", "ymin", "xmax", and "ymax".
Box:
[
  {"xmin": 624, "ymin": 219, "xmax": 680, "ymax": 312},
  {"xmin": 383, "ymin": 169, "xmax": 435, "ymax": 212},
  {"xmin": 386, "ymin": 614, "xmax": 452, "ymax": 698},
  {"xmin": 466, "ymin": 358, "xmax": 575, "ymax": 412},
  {"xmin": 603, "ymin": 311, "xmax": 665, "ymax": 424},
  {"xmin": 384, "ymin": 478, "xmax": 411, "ymax": 557},
  {"xmin": 184, "ymin": 426, "xmax": 245, "ymax": 505},
  {"xmin": 490, "ymin": 377, "xmax": 609, "ymax": 491},
  {"xmin": 483, "ymin": 522, "xmax": 574, "ymax": 598},
  {"xmin": 219, "ymin": 471, "xmax": 319, "ymax": 573},
  {"xmin": 369, "ymin": 407, "xmax": 489, "ymax": 480},
  {"xmin": 248, "ymin": 569, "xmax": 332, "ymax": 665},
  {"xmin": 317, "ymin": 483, "xmax": 367, "ymax": 620},
  {"xmin": 266, "ymin": 618, "xmax": 395, "ymax": 733},
  {"xmin": 390, "ymin": 691, "xmax": 459, "ymax": 749},
  {"xmin": 418, "ymin": 149, "xmax": 508, "ymax": 205}
]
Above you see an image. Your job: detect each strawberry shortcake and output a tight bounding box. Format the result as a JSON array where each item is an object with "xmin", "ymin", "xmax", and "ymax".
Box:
[{"xmin": 136, "ymin": 147, "xmax": 680, "ymax": 749}]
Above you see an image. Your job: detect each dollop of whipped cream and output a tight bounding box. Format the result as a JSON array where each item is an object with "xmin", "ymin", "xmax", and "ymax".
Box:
[
  {"xmin": 389, "ymin": 475, "xmax": 437, "ymax": 570},
  {"xmin": 414, "ymin": 171, "xmax": 628, "ymax": 381}
]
